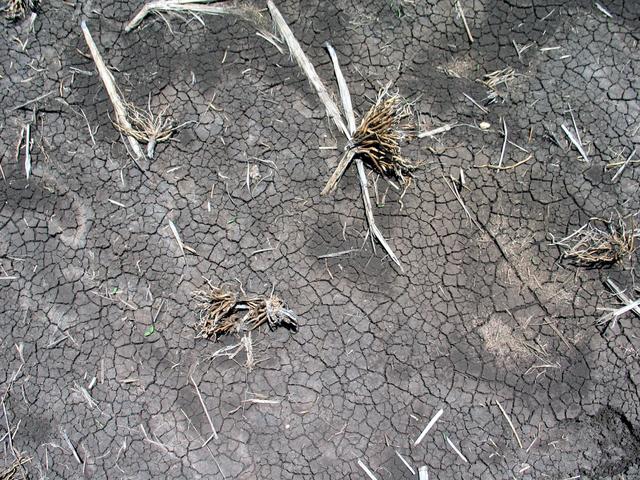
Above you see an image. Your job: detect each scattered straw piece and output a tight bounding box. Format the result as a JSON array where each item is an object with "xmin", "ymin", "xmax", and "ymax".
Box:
[
  {"xmin": 2, "ymin": 0, "xmax": 35, "ymax": 21},
  {"xmin": 594, "ymin": 2, "xmax": 613, "ymax": 18},
  {"xmin": 414, "ymin": 408, "xmax": 443, "ymax": 446},
  {"xmin": 395, "ymin": 450, "xmax": 415, "ymax": 475},
  {"xmin": 480, "ymin": 67, "xmax": 516, "ymax": 101},
  {"xmin": 606, "ymin": 278, "xmax": 640, "ymax": 320},
  {"xmin": 561, "ymin": 123, "xmax": 589, "ymax": 163},
  {"xmin": 23, "ymin": 124, "xmax": 31, "ymax": 180},
  {"xmin": 498, "ymin": 118, "xmax": 508, "ymax": 167},
  {"xmin": 189, "ymin": 374, "xmax": 219, "ymax": 446},
  {"xmin": 357, "ymin": 459, "xmax": 379, "ymax": 480},
  {"xmin": 455, "ymin": 0, "xmax": 473, "ymax": 43},
  {"xmin": 168, "ymin": 220, "xmax": 186, "ymax": 257},
  {"xmin": 0, "ymin": 452, "xmax": 31, "ymax": 479},
  {"xmin": 418, "ymin": 123, "xmax": 456, "ymax": 138},
  {"xmin": 495, "ymin": 400, "xmax": 524, "ymax": 449},
  {"xmin": 446, "ymin": 436, "xmax": 468, "ymax": 463},
  {"xmin": 611, "ymin": 148, "xmax": 636, "ymax": 182},
  {"xmin": 476, "ymin": 154, "xmax": 532, "ymax": 171},
  {"xmin": 418, "ymin": 466, "xmax": 429, "ymax": 480}
]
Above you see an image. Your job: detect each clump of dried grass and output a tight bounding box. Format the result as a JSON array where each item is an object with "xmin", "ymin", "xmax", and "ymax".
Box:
[
  {"xmin": 553, "ymin": 216, "xmax": 639, "ymax": 266},
  {"xmin": 2, "ymin": 0, "xmax": 34, "ymax": 21},
  {"xmin": 480, "ymin": 66, "xmax": 516, "ymax": 102},
  {"xmin": 114, "ymin": 99, "xmax": 178, "ymax": 158},
  {"xmin": 193, "ymin": 284, "xmax": 297, "ymax": 339},
  {"xmin": 349, "ymin": 89, "xmax": 419, "ymax": 187},
  {"xmin": 320, "ymin": 87, "xmax": 420, "ymax": 195}
]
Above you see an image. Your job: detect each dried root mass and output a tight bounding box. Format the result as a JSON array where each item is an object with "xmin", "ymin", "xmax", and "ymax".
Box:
[
  {"xmin": 556, "ymin": 216, "xmax": 639, "ymax": 266},
  {"xmin": 350, "ymin": 90, "xmax": 419, "ymax": 187},
  {"xmin": 193, "ymin": 285, "xmax": 297, "ymax": 339},
  {"xmin": 114, "ymin": 100, "xmax": 178, "ymax": 158}
]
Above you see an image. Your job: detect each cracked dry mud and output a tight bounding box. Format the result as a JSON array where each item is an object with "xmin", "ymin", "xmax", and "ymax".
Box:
[{"xmin": 1, "ymin": 1, "xmax": 640, "ymax": 479}]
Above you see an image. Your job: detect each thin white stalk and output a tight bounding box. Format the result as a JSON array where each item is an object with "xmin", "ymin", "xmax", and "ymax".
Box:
[
  {"xmin": 414, "ymin": 408, "xmax": 443, "ymax": 446},
  {"xmin": 81, "ymin": 21, "xmax": 144, "ymax": 160},
  {"xmin": 356, "ymin": 159, "xmax": 402, "ymax": 270},
  {"xmin": 324, "ymin": 42, "xmax": 355, "ymax": 134}
]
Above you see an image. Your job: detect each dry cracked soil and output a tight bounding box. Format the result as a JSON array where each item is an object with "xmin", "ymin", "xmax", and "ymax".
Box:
[{"xmin": 1, "ymin": 0, "xmax": 640, "ymax": 479}]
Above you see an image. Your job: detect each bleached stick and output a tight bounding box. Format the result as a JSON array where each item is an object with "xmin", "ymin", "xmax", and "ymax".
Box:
[
  {"xmin": 357, "ymin": 459, "xmax": 379, "ymax": 480},
  {"xmin": 496, "ymin": 400, "xmax": 524, "ymax": 449},
  {"xmin": 395, "ymin": 450, "xmax": 415, "ymax": 475},
  {"xmin": 414, "ymin": 408, "xmax": 443, "ymax": 446}
]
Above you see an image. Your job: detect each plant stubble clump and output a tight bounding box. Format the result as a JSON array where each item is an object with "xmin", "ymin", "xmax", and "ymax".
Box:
[
  {"xmin": 349, "ymin": 90, "xmax": 420, "ymax": 188},
  {"xmin": 192, "ymin": 285, "xmax": 298, "ymax": 339}
]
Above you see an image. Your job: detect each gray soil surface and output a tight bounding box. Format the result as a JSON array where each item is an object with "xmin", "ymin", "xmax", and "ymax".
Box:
[{"xmin": 1, "ymin": 0, "xmax": 640, "ymax": 478}]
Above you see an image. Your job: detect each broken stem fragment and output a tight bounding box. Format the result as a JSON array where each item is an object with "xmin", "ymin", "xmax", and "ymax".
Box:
[
  {"xmin": 80, "ymin": 20, "xmax": 144, "ymax": 160},
  {"xmin": 126, "ymin": 0, "xmax": 282, "ymax": 51}
]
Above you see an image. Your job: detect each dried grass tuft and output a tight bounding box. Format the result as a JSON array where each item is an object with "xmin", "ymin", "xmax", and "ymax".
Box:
[
  {"xmin": 554, "ymin": 215, "xmax": 639, "ymax": 266},
  {"xmin": 322, "ymin": 88, "xmax": 419, "ymax": 195},
  {"xmin": 349, "ymin": 89, "xmax": 419, "ymax": 187},
  {"xmin": 2, "ymin": 0, "xmax": 34, "ymax": 21},
  {"xmin": 193, "ymin": 285, "xmax": 297, "ymax": 339},
  {"xmin": 480, "ymin": 67, "xmax": 516, "ymax": 102}
]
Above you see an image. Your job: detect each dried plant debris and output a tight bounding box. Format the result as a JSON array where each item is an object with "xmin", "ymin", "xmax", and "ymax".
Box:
[
  {"xmin": 480, "ymin": 66, "xmax": 516, "ymax": 102},
  {"xmin": 115, "ymin": 100, "xmax": 179, "ymax": 159},
  {"xmin": 126, "ymin": 0, "xmax": 282, "ymax": 50},
  {"xmin": 322, "ymin": 88, "xmax": 419, "ymax": 195},
  {"xmin": 0, "ymin": 453, "xmax": 31, "ymax": 480},
  {"xmin": 348, "ymin": 90, "xmax": 419, "ymax": 186},
  {"xmin": 269, "ymin": 0, "xmax": 412, "ymax": 270},
  {"xmin": 193, "ymin": 285, "xmax": 297, "ymax": 339},
  {"xmin": 2, "ymin": 0, "xmax": 35, "ymax": 21},
  {"xmin": 82, "ymin": 21, "xmax": 179, "ymax": 160},
  {"xmin": 553, "ymin": 216, "xmax": 639, "ymax": 266}
]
